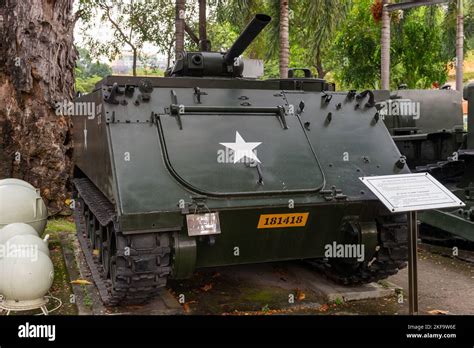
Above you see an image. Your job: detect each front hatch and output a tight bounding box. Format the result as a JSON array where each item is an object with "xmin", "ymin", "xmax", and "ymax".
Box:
[{"xmin": 155, "ymin": 88, "xmax": 324, "ymax": 196}]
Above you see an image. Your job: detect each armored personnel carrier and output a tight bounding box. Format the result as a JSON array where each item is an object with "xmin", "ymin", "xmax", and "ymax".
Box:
[
  {"xmin": 378, "ymin": 87, "xmax": 465, "ymax": 177},
  {"xmin": 378, "ymin": 85, "xmax": 474, "ymax": 246},
  {"xmin": 72, "ymin": 14, "xmax": 409, "ymax": 305}
]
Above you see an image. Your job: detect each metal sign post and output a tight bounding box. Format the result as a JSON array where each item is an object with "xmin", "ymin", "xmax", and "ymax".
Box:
[
  {"xmin": 360, "ymin": 173, "xmax": 465, "ymax": 315},
  {"xmin": 407, "ymin": 211, "xmax": 418, "ymax": 314}
]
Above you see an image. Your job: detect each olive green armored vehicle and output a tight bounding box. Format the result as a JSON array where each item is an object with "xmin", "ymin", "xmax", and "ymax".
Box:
[
  {"xmin": 378, "ymin": 85, "xmax": 474, "ymax": 246},
  {"xmin": 72, "ymin": 14, "xmax": 409, "ymax": 305}
]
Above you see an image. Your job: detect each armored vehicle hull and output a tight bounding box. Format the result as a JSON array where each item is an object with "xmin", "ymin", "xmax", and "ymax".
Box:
[
  {"xmin": 71, "ymin": 76, "xmax": 410, "ymax": 305},
  {"xmin": 379, "ymin": 85, "xmax": 474, "ymax": 246},
  {"xmin": 71, "ymin": 14, "xmax": 409, "ymax": 305},
  {"xmin": 418, "ymin": 85, "xmax": 474, "ymax": 246}
]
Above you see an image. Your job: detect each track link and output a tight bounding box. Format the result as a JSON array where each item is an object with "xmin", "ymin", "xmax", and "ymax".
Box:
[{"xmin": 73, "ymin": 178, "xmax": 172, "ymax": 306}]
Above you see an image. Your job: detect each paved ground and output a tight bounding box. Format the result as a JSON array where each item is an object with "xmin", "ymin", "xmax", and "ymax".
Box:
[{"xmin": 388, "ymin": 246, "xmax": 474, "ymax": 315}]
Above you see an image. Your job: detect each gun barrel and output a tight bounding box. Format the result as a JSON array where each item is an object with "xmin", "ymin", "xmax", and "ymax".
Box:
[{"xmin": 224, "ymin": 14, "xmax": 271, "ymax": 65}]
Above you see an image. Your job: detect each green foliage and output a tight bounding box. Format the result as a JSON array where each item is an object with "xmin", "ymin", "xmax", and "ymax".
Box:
[
  {"xmin": 75, "ymin": 47, "xmax": 112, "ymax": 94},
  {"xmin": 75, "ymin": 71, "xmax": 102, "ymax": 94},
  {"xmin": 442, "ymin": 0, "xmax": 474, "ymax": 59},
  {"xmin": 76, "ymin": 0, "xmax": 472, "ymax": 89},
  {"xmin": 135, "ymin": 67, "xmax": 165, "ymax": 77},
  {"xmin": 392, "ymin": 8, "xmax": 447, "ymax": 88},
  {"xmin": 78, "ymin": 0, "xmax": 144, "ymax": 67},
  {"xmin": 329, "ymin": 0, "xmax": 449, "ymax": 89},
  {"xmin": 78, "ymin": 0, "xmax": 200, "ymax": 72},
  {"xmin": 328, "ymin": 0, "xmax": 380, "ymax": 89},
  {"xmin": 212, "ymin": 0, "xmax": 350, "ymax": 78},
  {"xmin": 76, "ymin": 47, "xmax": 112, "ymax": 78},
  {"xmin": 206, "ymin": 21, "xmax": 240, "ymax": 52}
]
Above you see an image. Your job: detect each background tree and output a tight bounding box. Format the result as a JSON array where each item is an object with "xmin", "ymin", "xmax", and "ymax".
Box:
[
  {"xmin": 0, "ymin": 0, "xmax": 76, "ymax": 214},
  {"xmin": 75, "ymin": 47, "xmax": 112, "ymax": 93},
  {"xmin": 381, "ymin": 0, "xmax": 391, "ymax": 89},
  {"xmin": 213, "ymin": 0, "xmax": 269, "ymax": 58},
  {"xmin": 301, "ymin": 0, "xmax": 352, "ymax": 78},
  {"xmin": 133, "ymin": 0, "xmax": 194, "ymax": 70},
  {"xmin": 279, "ymin": 0, "xmax": 289, "ymax": 78},
  {"xmin": 329, "ymin": 0, "xmax": 449, "ymax": 89},
  {"xmin": 175, "ymin": 0, "xmax": 186, "ymax": 55},
  {"xmin": 212, "ymin": 0, "xmax": 350, "ymax": 78},
  {"xmin": 78, "ymin": 0, "xmax": 145, "ymax": 76}
]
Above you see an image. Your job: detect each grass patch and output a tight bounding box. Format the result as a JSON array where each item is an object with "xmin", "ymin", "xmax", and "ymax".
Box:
[
  {"xmin": 45, "ymin": 217, "xmax": 76, "ymax": 235},
  {"xmin": 44, "ymin": 217, "xmax": 78, "ymax": 315}
]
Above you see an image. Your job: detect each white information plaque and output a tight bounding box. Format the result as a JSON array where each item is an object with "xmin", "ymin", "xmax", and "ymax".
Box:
[{"xmin": 359, "ymin": 173, "xmax": 465, "ymax": 213}]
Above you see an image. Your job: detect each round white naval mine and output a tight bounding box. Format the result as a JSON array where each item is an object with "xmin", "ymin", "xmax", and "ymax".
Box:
[
  {"xmin": 0, "ymin": 223, "xmax": 38, "ymax": 245},
  {"xmin": 5, "ymin": 234, "xmax": 50, "ymax": 257},
  {"xmin": 0, "ymin": 178, "xmax": 48, "ymax": 234},
  {"xmin": 0, "ymin": 249, "xmax": 54, "ymax": 303}
]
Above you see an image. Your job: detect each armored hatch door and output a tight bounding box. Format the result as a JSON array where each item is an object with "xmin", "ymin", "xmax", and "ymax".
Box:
[{"xmin": 154, "ymin": 88, "xmax": 324, "ymax": 196}]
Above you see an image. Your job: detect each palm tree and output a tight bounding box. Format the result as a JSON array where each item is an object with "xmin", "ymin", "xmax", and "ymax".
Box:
[
  {"xmin": 175, "ymin": 0, "xmax": 186, "ymax": 56},
  {"xmin": 303, "ymin": 0, "xmax": 352, "ymax": 78},
  {"xmin": 456, "ymin": 0, "xmax": 464, "ymax": 91},
  {"xmin": 214, "ymin": 0, "xmax": 350, "ymax": 78},
  {"xmin": 381, "ymin": 0, "xmax": 391, "ymax": 89},
  {"xmin": 279, "ymin": 0, "xmax": 290, "ymax": 78}
]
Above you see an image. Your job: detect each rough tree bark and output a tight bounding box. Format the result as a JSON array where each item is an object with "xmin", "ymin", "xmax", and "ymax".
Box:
[
  {"xmin": 279, "ymin": 0, "xmax": 289, "ymax": 78},
  {"xmin": 0, "ymin": 0, "xmax": 76, "ymax": 215}
]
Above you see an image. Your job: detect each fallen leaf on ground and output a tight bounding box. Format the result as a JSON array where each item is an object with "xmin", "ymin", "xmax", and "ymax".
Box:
[
  {"xmin": 320, "ymin": 304, "xmax": 329, "ymax": 312},
  {"xmin": 427, "ymin": 309, "xmax": 449, "ymax": 315},
  {"xmin": 71, "ymin": 279, "xmax": 92, "ymax": 285},
  {"xmin": 295, "ymin": 289, "xmax": 305, "ymax": 301},
  {"xmin": 201, "ymin": 283, "xmax": 213, "ymax": 292}
]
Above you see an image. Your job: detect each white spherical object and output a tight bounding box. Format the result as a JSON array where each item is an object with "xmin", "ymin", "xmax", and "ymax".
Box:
[
  {"xmin": 0, "ymin": 250, "xmax": 54, "ymax": 302},
  {"xmin": 5, "ymin": 234, "xmax": 50, "ymax": 257},
  {"xmin": 0, "ymin": 178, "xmax": 35, "ymax": 190},
  {"xmin": 0, "ymin": 223, "xmax": 38, "ymax": 245},
  {"xmin": 0, "ymin": 179, "xmax": 47, "ymax": 234}
]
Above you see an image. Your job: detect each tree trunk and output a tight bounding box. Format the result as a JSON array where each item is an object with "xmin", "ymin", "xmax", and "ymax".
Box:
[
  {"xmin": 279, "ymin": 0, "xmax": 289, "ymax": 78},
  {"xmin": 175, "ymin": 0, "xmax": 185, "ymax": 57},
  {"xmin": 380, "ymin": 0, "xmax": 391, "ymax": 89},
  {"xmin": 316, "ymin": 48, "xmax": 325, "ymax": 79},
  {"xmin": 132, "ymin": 47, "xmax": 137, "ymax": 76},
  {"xmin": 456, "ymin": 0, "xmax": 464, "ymax": 91},
  {"xmin": 0, "ymin": 0, "xmax": 76, "ymax": 215},
  {"xmin": 198, "ymin": 0, "xmax": 210, "ymax": 51},
  {"xmin": 166, "ymin": 49, "xmax": 172, "ymax": 70}
]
